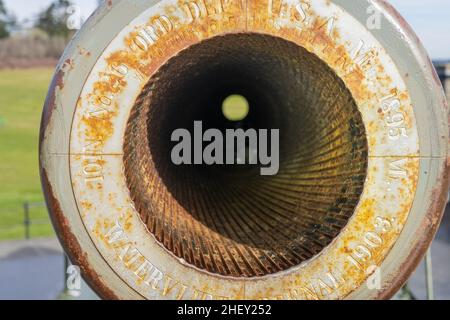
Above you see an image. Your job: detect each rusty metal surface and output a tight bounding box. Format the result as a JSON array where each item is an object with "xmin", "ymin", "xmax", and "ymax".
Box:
[
  {"xmin": 40, "ymin": 0, "xmax": 449, "ymax": 300},
  {"xmin": 123, "ymin": 32, "xmax": 369, "ymax": 278}
]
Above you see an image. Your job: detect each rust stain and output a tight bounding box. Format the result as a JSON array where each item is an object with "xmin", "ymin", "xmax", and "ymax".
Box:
[
  {"xmin": 40, "ymin": 168, "xmax": 120, "ymax": 300},
  {"xmin": 40, "ymin": 67, "xmax": 65, "ymax": 149},
  {"xmin": 81, "ymin": 201, "xmax": 93, "ymax": 210},
  {"xmin": 79, "ymin": 0, "xmax": 386, "ymax": 158},
  {"xmin": 377, "ymin": 167, "xmax": 450, "ymax": 300}
]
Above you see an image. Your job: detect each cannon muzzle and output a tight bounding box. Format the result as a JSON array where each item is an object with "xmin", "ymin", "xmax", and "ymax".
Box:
[{"xmin": 40, "ymin": 0, "xmax": 449, "ymax": 300}]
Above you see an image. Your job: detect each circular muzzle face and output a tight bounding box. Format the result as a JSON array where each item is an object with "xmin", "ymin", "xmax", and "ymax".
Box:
[{"xmin": 40, "ymin": 0, "xmax": 449, "ymax": 300}]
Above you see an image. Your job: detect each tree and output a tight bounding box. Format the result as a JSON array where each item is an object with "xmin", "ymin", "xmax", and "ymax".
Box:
[
  {"xmin": 35, "ymin": 0, "xmax": 73, "ymax": 38},
  {"xmin": 0, "ymin": 0, "xmax": 16, "ymax": 39}
]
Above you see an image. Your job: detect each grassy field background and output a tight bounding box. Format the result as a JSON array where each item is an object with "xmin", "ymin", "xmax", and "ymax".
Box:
[{"xmin": 0, "ymin": 68, "xmax": 55, "ymax": 240}]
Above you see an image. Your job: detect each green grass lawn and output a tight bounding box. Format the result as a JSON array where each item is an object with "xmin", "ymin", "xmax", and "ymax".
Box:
[{"xmin": 0, "ymin": 68, "xmax": 56, "ymax": 240}]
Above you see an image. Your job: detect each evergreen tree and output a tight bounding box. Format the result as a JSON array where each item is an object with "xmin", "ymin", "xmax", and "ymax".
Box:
[
  {"xmin": 0, "ymin": 0, "xmax": 16, "ymax": 39},
  {"xmin": 35, "ymin": 0, "xmax": 72, "ymax": 38}
]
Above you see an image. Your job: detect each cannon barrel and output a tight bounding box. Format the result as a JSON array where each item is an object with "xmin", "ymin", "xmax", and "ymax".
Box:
[{"xmin": 40, "ymin": 0, "xmax": 449, "ymax": 300}]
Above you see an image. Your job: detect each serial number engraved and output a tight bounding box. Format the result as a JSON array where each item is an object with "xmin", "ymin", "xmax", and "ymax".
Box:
[
  {"xmin": 380, "ymin": 90, "xmax": 408, "ymax": 141},
  {"xmin": 346, "ymin": 216, "xmax": 392, "ymax": 270}
]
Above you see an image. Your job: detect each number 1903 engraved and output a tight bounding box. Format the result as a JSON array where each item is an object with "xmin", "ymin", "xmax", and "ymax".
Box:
[{"xmin": 346, "ymin": 216, "xmax": 392, "ymax": 270}]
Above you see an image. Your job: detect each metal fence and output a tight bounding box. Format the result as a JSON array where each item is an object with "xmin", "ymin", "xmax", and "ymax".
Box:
[
  {"xmin": 0, "ymin": 201, "xmax": 50, "ymax": 239},
  {"xmin": 397, "ymin": 251, "xmax": 434, "ymax": 300},
  {"xmin": 22, "ymin": 201, "xmax": 49, "ymax": 239}
]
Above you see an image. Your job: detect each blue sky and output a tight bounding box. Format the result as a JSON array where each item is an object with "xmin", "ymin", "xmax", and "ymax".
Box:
[{"xmin": 3, "ymin": 0, "xmax": 450, "ymax": 59}]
